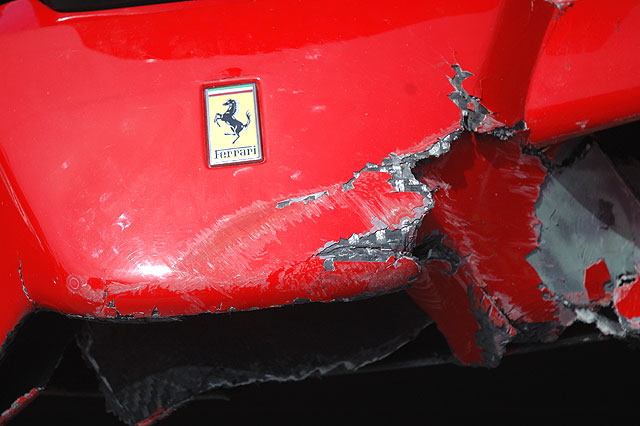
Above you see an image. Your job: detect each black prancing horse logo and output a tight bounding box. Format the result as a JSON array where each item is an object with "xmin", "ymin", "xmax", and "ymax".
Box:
[{"xmin": 214, "ymin": 99, "xmax": 251, "ymax": 144}]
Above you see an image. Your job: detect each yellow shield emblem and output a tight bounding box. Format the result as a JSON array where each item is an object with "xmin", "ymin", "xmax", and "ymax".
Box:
[{"xmin": 205, "ymin": 83, "xmax": 263, "ymax": 167}]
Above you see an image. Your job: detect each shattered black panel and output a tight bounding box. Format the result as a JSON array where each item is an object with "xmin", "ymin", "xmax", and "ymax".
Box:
[{"xmin": 78, "ymin": 292, "xmax": 431, "ymax": 425}]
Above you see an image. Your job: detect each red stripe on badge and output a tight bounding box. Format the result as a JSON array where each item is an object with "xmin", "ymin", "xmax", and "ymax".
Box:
[{"xmin": 208, "ymin": 90, "xmax": 253, "ymax": 97}]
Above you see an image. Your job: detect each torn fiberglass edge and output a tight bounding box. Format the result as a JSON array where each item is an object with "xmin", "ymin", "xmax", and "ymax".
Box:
[
  {"xmin": 316, "ymin": 131, "xmax": 457, "ymax": 270},
  {"xmin": 313, "ymin": 64, "xmax": 526, "ymax": 277},
  {"xmin": 447, "ymin": 65, "xmax": 527, "ymax": 139}
]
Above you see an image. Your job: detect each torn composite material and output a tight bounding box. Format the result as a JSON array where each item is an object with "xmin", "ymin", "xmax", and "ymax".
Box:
[
  {"xmin": 409, "ymin": 133, "xmax": 560, "ymax": 366},
  {"xmin": 410, "ymin": 130, "xmax": 640, "ymax": 365},
  {"xmin": 79, "ymin": 292, "xmax": 431, "ymax": 426}
]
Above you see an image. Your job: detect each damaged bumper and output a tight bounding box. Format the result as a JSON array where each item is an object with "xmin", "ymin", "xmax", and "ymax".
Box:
[{"xmin": 1, "ymin": 0, "xmax": 640, "ymax": 423}]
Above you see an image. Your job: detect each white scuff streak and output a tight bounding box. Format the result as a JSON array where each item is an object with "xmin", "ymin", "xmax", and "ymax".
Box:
[
  {"xmin": 104, "ymin": 154, "xmax": 436, "ymax": 297},
  {"xmin": 232, "ymin": 166, "xmax": 253, "ymax": 177},
  {"xmin": 102, "ymin": 127, "xmax": 462, "ymax": 301},
  {"xmin": 575, "ymin": 308, "xmax": 626, "ymax": 337},
  {"xmin": 66, "ymin": 276, "xmax": 104, "ymax": 304},
  {"xmin": 305, "ymin": 49, "xmax": 322, "ymax": 60},
  {"xmin": 114, "ymin": 213, "xmax": 131, "ymax": 231}
]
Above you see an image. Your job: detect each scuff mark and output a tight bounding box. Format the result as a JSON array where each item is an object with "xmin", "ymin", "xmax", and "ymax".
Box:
[
  {"xmin": 115, "ymin": 213, "xmax": 131, "ymax": 231},
  {"xmin": 17, "ymin": 258, "xmax": 36, "ymax": 308}
]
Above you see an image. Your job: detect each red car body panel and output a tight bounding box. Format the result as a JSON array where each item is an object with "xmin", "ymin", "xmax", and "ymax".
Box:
[{"xmin": 1, "ymin": 0, "xmax": 640, "ymax": 377}]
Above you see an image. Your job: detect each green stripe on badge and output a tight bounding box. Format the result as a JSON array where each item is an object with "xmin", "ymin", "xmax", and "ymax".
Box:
[{"xmin": 207, "ymin": 84, "xmax": 254, "ymax": 95}]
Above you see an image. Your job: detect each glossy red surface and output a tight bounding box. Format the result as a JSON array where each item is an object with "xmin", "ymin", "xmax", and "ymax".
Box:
[
  {"xmin": 1, "ymin": 0, "xmax": 639, "ymax": 364},
  {"xmin": 526, "ymin": 0, "xmax": 640, "ymax": 143}
]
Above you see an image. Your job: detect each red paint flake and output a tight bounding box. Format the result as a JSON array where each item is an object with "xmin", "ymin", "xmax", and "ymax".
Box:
[
  {"xmin": 613, "ymin": 275, "xmax": 640, "ymax": 329},
  {"xmin": 0, "ymin": 388, "xmax": 41, "ymax": 425},
  {"xmin": 136, "ymin": 408, "xmax": 174, "ymax": 426},
  {"xmin": 584, "ymin": 259, "xmax": 611, "ymax": 305}
]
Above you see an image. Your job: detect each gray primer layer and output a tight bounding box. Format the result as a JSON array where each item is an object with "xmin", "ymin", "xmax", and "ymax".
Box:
[
  {"xmin": 447, "ymin": 64, "xmax": 526, "ymax": 138},
  {"xmin": 276, "ymin": 190, "xmax": 329, "ymax": 209},
  {"xmin": 527, "ymin": 142, "xmax": 640, "ymax": 304}
]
